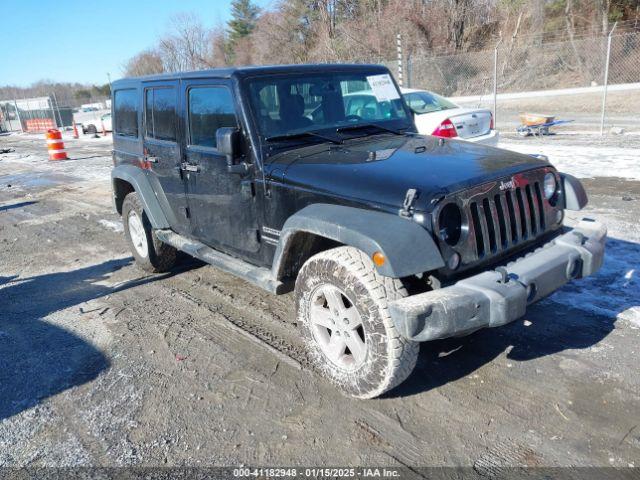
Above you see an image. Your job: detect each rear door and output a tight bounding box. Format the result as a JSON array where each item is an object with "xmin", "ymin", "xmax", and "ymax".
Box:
[
  {"xmin": 182, "ymin": 80, "xmax": 260, "ymax": 254},
  {"xmin": 142, "ymin": 81, "xmax": 191, "ymax": 235}
]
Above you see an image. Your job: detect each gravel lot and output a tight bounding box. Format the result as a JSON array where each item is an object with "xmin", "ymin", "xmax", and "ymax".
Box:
[
  {"xmin": 459, "ymin": 88, "xmax": 640, "ymax": 133},
  {"xmin": 0, "ymin": 131, "xmax": 639, "ymax": 472}
]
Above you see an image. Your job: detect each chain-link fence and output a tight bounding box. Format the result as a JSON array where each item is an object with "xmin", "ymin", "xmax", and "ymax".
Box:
[
  {"xmin": 388, "ymin": 30, "xmax": 640, "ymax": 134},
  {"xmin": 0, "ymin": 97, "xmax": 63, "ymax": 133},
  {"xmin": 0, "ymin": 95, "xmax": 94, "ymax": 133}
]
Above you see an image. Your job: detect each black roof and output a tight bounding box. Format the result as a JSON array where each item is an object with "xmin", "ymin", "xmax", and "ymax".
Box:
[{"xmin": 112, "ymin": 63, "xmax": 388, "ymax": 87}]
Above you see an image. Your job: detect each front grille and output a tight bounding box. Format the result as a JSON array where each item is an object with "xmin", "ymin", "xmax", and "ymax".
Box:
[
  {"xmin": 436, "ymin": 168, "xmax": 561, "ymax": 267},
  {"xmin": 469, "ymin": 183, "xmax": 546, "ymax": 258}
]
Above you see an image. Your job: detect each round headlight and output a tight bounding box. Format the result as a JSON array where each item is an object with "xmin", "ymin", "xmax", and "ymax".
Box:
[
  {"xmin": 438, "ymin": 203, "xmax": 462, "ymax": 246},
  {"xmin": 543, "ymin": 172, "xmax": 557, "ymax": 199}
]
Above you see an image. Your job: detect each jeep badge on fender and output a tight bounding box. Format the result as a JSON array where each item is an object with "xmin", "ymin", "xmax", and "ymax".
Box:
[{"xmin": 110, "ymin": 64, "xmax": 606, "ymax": 399}]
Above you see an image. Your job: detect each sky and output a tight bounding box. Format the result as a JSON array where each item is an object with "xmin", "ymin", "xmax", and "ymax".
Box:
[{"xmin": 1, "ymin": 0, "xmax": 273, "ymax": 87}]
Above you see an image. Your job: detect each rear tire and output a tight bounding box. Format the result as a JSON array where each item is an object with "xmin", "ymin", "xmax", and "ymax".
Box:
[
  {"xmin": 122, "ymin": 192, "xmax": 177, "ymax": 273},
  {"xmin": 295, "ymin": 246, "xmax": 419, "ymax": 399}
]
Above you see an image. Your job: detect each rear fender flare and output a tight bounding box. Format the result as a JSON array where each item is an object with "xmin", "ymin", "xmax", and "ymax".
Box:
[
  {"xmin": 111, "ymin": 165, "xmax": 170, "ymax": 229},
  {"xmin": 272, "ymin": 204, "xmax": 444, "ymax": 279}
]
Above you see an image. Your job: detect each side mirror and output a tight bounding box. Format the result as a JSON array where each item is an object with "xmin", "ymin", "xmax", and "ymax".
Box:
[{"xmin": 216, "ymin": 127, "xmax": 249, "ymax": 174}]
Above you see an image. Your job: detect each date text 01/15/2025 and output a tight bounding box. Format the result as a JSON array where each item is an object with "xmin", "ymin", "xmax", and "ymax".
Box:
[{"xmin": 232, "ymin": 467, "xmax": 402, "ymax": 477}]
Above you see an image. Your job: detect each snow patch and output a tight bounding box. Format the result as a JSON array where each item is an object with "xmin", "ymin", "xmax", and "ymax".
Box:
[
  {"xmin": 543, "ymin": 236, "xmax": 640, "ymax": 328},
  {"xmin": 452, "ymin": 82, "xmax": 640, "ymax": 103},
  {"xmin": 499, "ymin": 142, "xmax": 640, "ymax": 180},
  {"xmin": 98, "ymin": 219, "xmax": 124, "ymax": 233}
]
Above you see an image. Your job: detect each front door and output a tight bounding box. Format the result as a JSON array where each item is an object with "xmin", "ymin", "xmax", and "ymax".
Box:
[
  {"xmin": 142, "ymin": 81, "xmax": 190, "ymax": 235},
  {"xmin": 182, "ymin": 80, "xmax": 260, "ymax": 255}
]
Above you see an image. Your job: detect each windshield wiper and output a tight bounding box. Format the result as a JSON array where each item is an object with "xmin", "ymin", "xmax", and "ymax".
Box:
[
  {"xmin": 335, "ymin": 123, "xmax": 405, "ymax": 136},
  {"xmin": 265, "ymin": 130, "xmax": 342, "ymax": 144}
]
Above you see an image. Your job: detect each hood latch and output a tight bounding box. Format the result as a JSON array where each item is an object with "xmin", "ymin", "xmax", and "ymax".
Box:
[{"xmin": 399, "ymin": 188, "xmax": 419, "ymax": 218}]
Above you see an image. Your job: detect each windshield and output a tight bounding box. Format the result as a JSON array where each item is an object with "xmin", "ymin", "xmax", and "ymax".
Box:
[
  {"xmin": 245, "ymin": 71, "xmax": 412, "ymax": 141},
  {"xmin": 403, "ymin": 91, "xmax": 458, "ymax": 114}
]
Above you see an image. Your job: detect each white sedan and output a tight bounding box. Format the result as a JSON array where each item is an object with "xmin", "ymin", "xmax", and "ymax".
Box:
[
  {"xmin": 401, "ymin": 88, "xmax": 499, "ymax": 146},
  {"xmin": 77, "ymin": 111, "xmax": 112, "ymax": 134},
  {"xmin": 100, "ymin": 113, "xmax": 112, "ymax": 132}
]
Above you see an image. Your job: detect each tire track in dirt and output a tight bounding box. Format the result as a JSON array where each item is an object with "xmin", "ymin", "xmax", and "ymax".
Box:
[{"xmin": 170, "ymin": 286, "xmax": 312, "ymax": 371}]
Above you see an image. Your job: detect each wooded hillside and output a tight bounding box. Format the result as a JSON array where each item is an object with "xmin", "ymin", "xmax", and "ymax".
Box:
[{"xmin": 124, "ymin": 0, "xmax": 639, "ymax": 75}]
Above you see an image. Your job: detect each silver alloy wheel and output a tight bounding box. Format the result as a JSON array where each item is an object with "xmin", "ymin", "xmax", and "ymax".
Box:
[
  {"xmin": 309, "ymin": 284, "xmax": 367, "ymax": 370},
  {"xmin": 127, "ymin": 210, "xmax": 148, "ymax": 258}
]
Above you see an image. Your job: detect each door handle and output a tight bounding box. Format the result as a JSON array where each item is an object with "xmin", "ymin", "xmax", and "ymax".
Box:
[
  {"xmin": 145, "ymin": 155, "xmax": 159, "ymax": 163},
  {"xmin": 180, "ymin": 162, "xmax": 200, "ymax": 173}
]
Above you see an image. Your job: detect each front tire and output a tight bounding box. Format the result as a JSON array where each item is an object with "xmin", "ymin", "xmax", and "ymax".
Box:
[
  {"xmin": 295, "ymin": 246, "xmax": 419, "ymax": 398},
  {"xmin": 122, "ymin": 192, "xmax": 177, "ymax": 273}
]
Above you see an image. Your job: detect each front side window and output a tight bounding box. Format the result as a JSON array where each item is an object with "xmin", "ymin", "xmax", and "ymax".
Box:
[
  {"xmin": 246, "ymin": 71, "xmax": 410, "ymax": 139},
  {"xmin": 114, "ymin": 89, "xmax": 138, "ymax": 137},
  {"xmin": 188, "ymin": 86, "xmax": 237, "ymax": 148},
  {"xmin": 145, "ymin": 87, "xmax": 177, "ymax": 142}
]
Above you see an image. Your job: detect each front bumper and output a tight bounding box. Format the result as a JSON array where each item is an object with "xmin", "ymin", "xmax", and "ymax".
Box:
[{"xmin": 389, "ymin": 219, "xmax": 606, "ymax": 342}]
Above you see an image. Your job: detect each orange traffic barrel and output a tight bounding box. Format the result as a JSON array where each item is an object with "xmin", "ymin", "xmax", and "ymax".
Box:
[{"xmin": 45, "ymin": 129, "xmax": 68, "ymax": 160}]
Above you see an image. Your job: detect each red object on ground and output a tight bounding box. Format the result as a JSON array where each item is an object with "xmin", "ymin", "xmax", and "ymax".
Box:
[
  {"xmin": 73, "ymin": 123, "xmax": 79, "ymax": 139},
  {"xmin": 45, "ymin": 129, "xmax": 68, "ymax": 160}
]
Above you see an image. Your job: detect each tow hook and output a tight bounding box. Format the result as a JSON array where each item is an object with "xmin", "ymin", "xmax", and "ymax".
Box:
[{"xmin": 496, "ymin": 266, "xmax": 510, "ymax": 284}]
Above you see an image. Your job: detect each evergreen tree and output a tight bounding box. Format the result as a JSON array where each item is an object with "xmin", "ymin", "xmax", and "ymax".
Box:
[{"xmin": 227, "ymin": 0, "xmax": 261, "ymax": 58}]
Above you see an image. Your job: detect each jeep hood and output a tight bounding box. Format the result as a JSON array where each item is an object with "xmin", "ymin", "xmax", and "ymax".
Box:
[{"xmin": 266, "ymin": 134, "xmax": 550, "ymax": 212}]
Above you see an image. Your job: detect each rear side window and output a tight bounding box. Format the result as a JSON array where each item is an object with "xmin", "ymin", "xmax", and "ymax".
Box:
[
  {"xmin": 403, "ymin": 91, "xmax": 457, "ymax": 114},
  {"xmin": 145, "ymin": 87, "xmax": 177, "ymax": 142},
  {"xmin": 188, "ymin": 87, "xmax": 236, "ymax": 148},
  {"xmin": 114, "ymin": 89, "xmax": 138, "ymax": 137}
]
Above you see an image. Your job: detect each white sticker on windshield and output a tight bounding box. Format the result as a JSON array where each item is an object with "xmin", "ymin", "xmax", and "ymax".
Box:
[{"xmin": 366, "ymin": 74, "xmax": 400, "ymax": 102}]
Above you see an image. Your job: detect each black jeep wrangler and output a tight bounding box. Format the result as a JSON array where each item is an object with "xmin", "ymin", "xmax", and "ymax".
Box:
[{"xmin": 111, "ymin": 64, "xmax": 606, "ymax": 398}]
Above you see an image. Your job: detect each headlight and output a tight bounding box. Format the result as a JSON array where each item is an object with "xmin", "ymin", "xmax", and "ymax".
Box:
[
  {"xmin": 438, "ymin": 203, "xmax": 462, "ymax": 246},
  {"xmin": 543, "ymin": 172, "xmax": 557, "ymax": 199}
]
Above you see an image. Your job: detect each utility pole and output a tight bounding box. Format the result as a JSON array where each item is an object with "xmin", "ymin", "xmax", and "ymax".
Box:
[
  {"xmin": 493, "ymin": 37, "xmax": 503, "ymax": 129},
  {"xmin": 600, "ymin": 22, "xmax": 617, "ymax": 136},
  {"xmin": 396, "ymin": 33, "xmax": 403, "ymax": 87}
]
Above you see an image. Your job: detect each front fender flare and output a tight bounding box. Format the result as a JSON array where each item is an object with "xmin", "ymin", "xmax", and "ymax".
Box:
[
  {"xmin": 560, "ymin": 173, "xmax": 588, "ymax": 211},
  {"xmin": 111, "ymin": 165, "xmax": 170, "ymax": 229},
  {"xmin": 272, "ymin": 204, "xmax": 444, "ymax": 279}
]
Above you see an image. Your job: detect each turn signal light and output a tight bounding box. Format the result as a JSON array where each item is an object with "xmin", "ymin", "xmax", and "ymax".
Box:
[
  {"xmin": 372, "ymin": 251, "xmax": 386, "ymax": 267},
  {"xmin": 432, "ymin": 118, "xmax": 458, "ymax": 138}
]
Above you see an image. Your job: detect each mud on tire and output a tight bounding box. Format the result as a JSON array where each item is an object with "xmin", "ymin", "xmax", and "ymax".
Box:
[
  {"xmin": 122, "ymin": 192, "xmax": 178, "ymax": 273},
  {"xmin": 295, "ymin": 246, "xmax": 419, "ymax": 398}
]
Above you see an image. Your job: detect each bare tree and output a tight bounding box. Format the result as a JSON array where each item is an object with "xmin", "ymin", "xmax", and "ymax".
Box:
[
  {"xmin": 209, "ymin": 26, "xmax": 231, "ymax": 67},
  {"xmin": 158, "ymin": 13, "xmax": 214, "ymax": 72},
  {"xmin": 123, "ymin": 50, "xmax": 165, "ymax": 77},
  {"xmin": 251, "ymin": 2, "xmax": 314, "ymax": 65},
  {"xmin": 114, "ymin": 0, "xmax": 638, "ymax": 76},
  {"xmin": 565, "ymin": 0, "xmax": 588, "ymax": 72}
]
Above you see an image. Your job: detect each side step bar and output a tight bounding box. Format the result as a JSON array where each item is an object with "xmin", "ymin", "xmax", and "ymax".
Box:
[{"xmin": 155, "ymin": 229, "xmax": 289, "ymax": 294}]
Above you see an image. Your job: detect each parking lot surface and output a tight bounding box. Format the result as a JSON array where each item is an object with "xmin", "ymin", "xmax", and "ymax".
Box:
[{"xmin": 0, "ymin": 132, "xmax": 638, "ymax": 469}]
